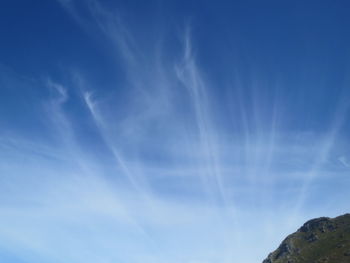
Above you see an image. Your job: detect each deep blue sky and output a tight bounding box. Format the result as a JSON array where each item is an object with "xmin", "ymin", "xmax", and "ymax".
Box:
[{"xmin": 1, "ymin": 1, "xmax": 350, "ymax": 263}]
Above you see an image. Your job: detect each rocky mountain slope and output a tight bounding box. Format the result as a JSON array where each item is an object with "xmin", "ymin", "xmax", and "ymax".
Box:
[{"xmin": 263, "ymin": 214, "xmax": 350, "ymax": 263}]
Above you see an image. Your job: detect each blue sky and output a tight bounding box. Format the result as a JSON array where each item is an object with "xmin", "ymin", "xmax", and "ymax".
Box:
[{"xmin": 1, "ymin": 0, "xmax": 350, "ymax": 262}]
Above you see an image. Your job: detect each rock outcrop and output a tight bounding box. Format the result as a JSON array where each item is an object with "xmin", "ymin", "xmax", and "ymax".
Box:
[{"xmin": 263, "ymin": 214, "xmax": 350, "ymax": 263}]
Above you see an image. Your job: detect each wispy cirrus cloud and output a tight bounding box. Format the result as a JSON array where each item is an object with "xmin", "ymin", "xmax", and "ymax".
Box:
[
  {"xmin": 339, "ymin": 155, "xmax": 350, "ymax": 168},
  {"xmin": 1, "ymin": 1, "xmax": 350, "ymax": 263}
]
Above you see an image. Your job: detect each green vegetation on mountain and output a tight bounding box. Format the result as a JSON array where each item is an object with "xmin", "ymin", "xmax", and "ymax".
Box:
[{"xmin": 263, "ymin": 214, "xmax": 350, "ymax": 263}]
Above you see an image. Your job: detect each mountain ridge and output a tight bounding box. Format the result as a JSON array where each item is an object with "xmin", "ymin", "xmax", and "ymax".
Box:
[{"xmin": 262, "ymin": 213, "xmax": 350, "ymax": 263}]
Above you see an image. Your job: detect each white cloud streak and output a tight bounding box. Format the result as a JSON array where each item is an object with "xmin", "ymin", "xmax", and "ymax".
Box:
[{"xmin": 1, "ymin": 1, "xmax": 349, "ymax": 263}]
